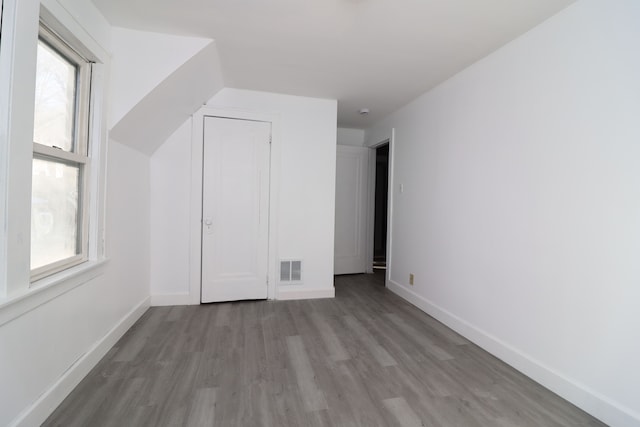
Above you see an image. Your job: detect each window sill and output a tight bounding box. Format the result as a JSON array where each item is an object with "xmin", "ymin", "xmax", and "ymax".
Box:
[{"xmin": 0, "ymin": 259, "xmax": 109, "ymax": 327}]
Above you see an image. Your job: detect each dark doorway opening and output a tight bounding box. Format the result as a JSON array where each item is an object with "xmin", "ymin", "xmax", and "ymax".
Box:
[{"xmin": 373, "ymin": 143, "xmax": 389, "ymax": 270}]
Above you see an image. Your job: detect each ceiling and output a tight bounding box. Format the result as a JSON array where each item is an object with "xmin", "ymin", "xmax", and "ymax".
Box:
[{"xmin": 92, "ymin": 0, "xmax": 575, "ymax": 128}]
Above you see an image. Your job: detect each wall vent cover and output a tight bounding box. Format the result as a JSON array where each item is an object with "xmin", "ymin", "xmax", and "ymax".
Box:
[{"xmin": 280, "ymin": 260, "xmax": 302, "ymax": 283}]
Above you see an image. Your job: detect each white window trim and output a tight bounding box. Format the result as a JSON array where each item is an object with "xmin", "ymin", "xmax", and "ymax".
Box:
[
  {"xmin": 37, "ymin": 23, "xmax": 92, "ymax": 154},
  {"xmin": 0, "ymin": 0, "xmax": 10, "ymax": 299},
  {"xmin": 31, "ymin": 24, "xmax": 93, "ymax": 281},
  {"xmin": 31, "ymin": 142, "xmax": 91, "ymax": 281},
  {"xmin": 0, "ymin": 1, "xmax": 109, "ymax": 318}
]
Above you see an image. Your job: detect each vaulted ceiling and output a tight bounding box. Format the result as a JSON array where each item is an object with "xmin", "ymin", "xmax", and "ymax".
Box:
[{"xmin": 92, "ymin": 0, "xmax": 575, "ymax": 128}]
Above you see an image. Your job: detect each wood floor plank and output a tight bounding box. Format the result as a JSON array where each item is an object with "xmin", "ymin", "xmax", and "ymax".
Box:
[
  {"xmin": 184, "ymin": 387, "xmax": 217, "ymax": 427},
  {"xmin": 386, "ymin": 312, "xmax": 454, "ymax": 361},
  {"xmin": 343, "ymin": 314, "xmax": 398, "ymax": 367},
  {"xmin": 310, "ymin": 312, "xmax": 350, "ymax": 362},
  {"xmin": 286, "ymin": 335, "xmax": 329, "ymax": 412},
  {"xmin": 43, "ymin": 272, "xmax": 606, "ymax": 427},
  {"xmin": 383, "ymin": 397, "xmax": 425, "ymax": 427}
]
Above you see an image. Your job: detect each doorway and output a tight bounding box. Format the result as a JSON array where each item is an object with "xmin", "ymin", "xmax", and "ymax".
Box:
[
  {"xmin": 201, "ymin": 116, "xmax": 271, "ymax": 303},
  {"xmin": 373, "ymin": 143, "xmax": 389, "ymax": 270}
]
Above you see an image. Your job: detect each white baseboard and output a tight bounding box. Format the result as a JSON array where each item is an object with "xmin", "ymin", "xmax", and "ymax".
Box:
[
  {"xmin": 9, "ymin": 297, "xmax": 150, "ymax": 427},
  {"xmin": 150, "ymin": 292, "xmax": 194, "ymax": 306},
  {"xmin": 151, "ymin": 287, "xmax": 336, "ymax": 304},
  {"xmin": 386, "ymin": 279, "xmax": 640, "ymax": 427},
  {"xmin": 277, "ymin": 286, "xmax": 335, "ymax": 301}
]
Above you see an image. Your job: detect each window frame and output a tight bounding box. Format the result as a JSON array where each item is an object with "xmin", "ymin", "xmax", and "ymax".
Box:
[
  {"xmin": 1, "ymin": 0, "xmax": 109, "ymax": 309},
  {"xmin": 30, "ymin": 22, "xmax": 93, "ymax": 282}
]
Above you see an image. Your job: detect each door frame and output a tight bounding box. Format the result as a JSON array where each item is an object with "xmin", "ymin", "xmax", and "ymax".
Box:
[
  {"xmin": 365, "ymin": 128, "xmax": 395, "ymax": 287},
  {"xmin": 189, "ymin": 107, "xmax": 281, "ymax": 303}
]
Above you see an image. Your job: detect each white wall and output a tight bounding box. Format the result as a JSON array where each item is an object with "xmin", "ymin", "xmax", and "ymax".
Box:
[
  {"xmin": 0, "ymin": 1, "xmax": 152, "ymax": 425},
  {"xmin": 337, "ymin": 127, "xmax": 365, "ymax": 146},
  {"xmin": 150, "ymin": 120, "xmax": 192, "ymax": 304},
  {"xmin": 366, "ymin": 1, "xmax": 640, "ymax": 426},
  {"xmin": 150, "ymin": 88, "xmax": 338, "ymax": 302},
  {"xmin": 104, "ymin": 141, "xmax": 151, "ymax": 311}
]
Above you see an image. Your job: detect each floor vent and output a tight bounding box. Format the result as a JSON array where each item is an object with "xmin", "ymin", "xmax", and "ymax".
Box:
[{"xmin": 280, "ymin": 260, "xmax": 302, "ymax": 283}]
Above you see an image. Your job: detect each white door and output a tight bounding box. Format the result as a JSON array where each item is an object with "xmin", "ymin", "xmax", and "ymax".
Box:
[
  {"xmin": 334, "ymin": 145, "xmax": 369, "ymax": 275},
  {"xmin": 201, "ymin": 116, "xmax": 271, "ymax": 302}
]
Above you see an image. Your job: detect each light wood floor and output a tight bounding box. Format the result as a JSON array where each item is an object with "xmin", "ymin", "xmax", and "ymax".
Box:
[{"xmin": 44, "ymin": 273, "xmax": 605, "ymax": 426}]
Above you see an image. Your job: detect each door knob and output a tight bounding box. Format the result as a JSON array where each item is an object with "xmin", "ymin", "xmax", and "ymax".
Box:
[{"xmin": 203, "ymin": 218, "xmax": 214, "ymax": 234}]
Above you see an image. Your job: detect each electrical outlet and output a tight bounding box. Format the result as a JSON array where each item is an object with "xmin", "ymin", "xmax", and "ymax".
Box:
[{"xmin": 409, "ymin": 273, "xmax": 414, "ymax": 285}]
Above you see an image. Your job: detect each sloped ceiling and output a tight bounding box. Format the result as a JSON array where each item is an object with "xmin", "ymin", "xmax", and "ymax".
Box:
[
  {"xmin": 94, "ymin": 0, "xmax": 575, "ymax": 127},
  {"xmin": 109, "ymin": 28, "xmax": 212, "ymax": 128},
  {"xmin": 109, "ymin": 42, "xmax": 224, "ymax": 154}
]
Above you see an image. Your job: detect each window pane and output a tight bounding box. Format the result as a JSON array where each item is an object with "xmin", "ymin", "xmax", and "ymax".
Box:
[
  {"xmin": 31, "ymin": 158, "xmax": 81, "ymax": 270},
  {"xmin": 33, "ymin": 40, "xmax": 77, "ymax": 152}
]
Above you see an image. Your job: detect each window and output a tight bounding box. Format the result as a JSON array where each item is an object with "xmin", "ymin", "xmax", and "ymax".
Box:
[
  {"xmin": 1, "ymin": 1, "xmax": 108, "ymax": 311},
  {"xmin": 31, "ymin": 23, "xmax": 92, "ymax": 280}
]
